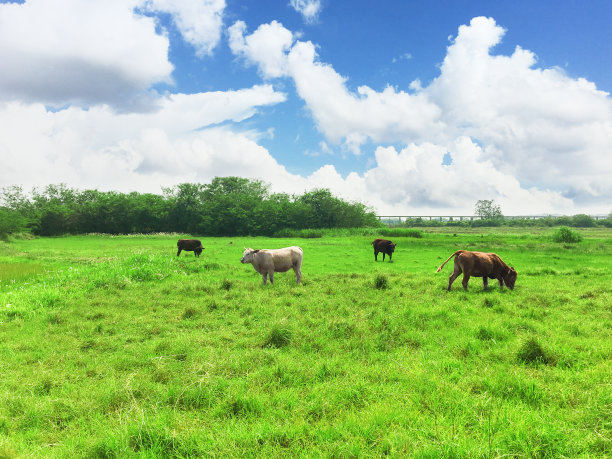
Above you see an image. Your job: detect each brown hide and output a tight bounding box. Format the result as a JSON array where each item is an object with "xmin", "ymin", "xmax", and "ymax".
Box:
[
  {"xmin": 372, "ymin": 238, "xmax": 396, "ymax": 262},
  {"xmin": 436, "ymin": 250, "xmax": 517, "ymax": 291},
  {"xmin": 177, "ymin": 239, "xmax": 204, "ymax": 257}
]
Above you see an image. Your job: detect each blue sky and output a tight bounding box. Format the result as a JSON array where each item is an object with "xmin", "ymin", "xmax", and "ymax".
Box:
[{"xmin": 1, "ymin": 0, "xmax": 611, "ymax": 215}]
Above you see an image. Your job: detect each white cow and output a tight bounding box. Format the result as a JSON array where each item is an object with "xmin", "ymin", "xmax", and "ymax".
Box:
[{"xmin": 240, "ymin": 246, "xmax": 303, "ymax": 285}]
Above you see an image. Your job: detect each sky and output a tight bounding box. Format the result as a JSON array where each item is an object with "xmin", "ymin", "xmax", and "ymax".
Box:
[{"xmin": 1, "ymin": 0, "xmax": 611, "ymax": 216}]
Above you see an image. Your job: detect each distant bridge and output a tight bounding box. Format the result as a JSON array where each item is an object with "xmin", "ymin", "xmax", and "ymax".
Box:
[{"xmin": 376, "ymin": 215, "xmax": 609, "ymax": 224}]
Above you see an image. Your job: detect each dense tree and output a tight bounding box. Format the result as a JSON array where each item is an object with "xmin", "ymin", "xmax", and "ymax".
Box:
[
  {"xmin": 198, "ymin": 177, "xmax": 270, "ymax": 236},
  {"xmin": 0, "ymin": 207, "xmax": 27, "ymax": 240},
  {"xmin": 0, "ymin": 178, "xmax": 380, "ymax": 236}
]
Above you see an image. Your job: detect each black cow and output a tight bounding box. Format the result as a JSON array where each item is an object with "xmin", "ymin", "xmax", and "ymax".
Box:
[
  {"xmin": 177, "ymin": 239, "xmax": 204, "ymax": 257},
  {"xmin": 372, "ymin": 238, "xmax": 396, "ymax": 262}
]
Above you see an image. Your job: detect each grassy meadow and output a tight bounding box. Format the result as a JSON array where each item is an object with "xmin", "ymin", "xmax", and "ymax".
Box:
[{"xmin": 0, "ymin": 229, "xmax": 610, "ymax": 457}]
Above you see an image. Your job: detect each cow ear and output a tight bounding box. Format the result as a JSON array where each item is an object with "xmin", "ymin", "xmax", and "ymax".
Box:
[{"xmin": 253, "ymin": 249, "xmax": 260, "ymax": 253}]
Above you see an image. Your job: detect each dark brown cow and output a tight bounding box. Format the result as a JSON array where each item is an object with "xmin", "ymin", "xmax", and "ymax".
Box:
[
  {"xmin": 372, "ymin": 238, "xmax": 396, "ymax": 262},
  {"xmin": 177, "ymin": 239, "xmax": 204, "ymax": 257},
  {"xmin": 436, "ymin": 250, "xmax": 517, "ymax": 291}
]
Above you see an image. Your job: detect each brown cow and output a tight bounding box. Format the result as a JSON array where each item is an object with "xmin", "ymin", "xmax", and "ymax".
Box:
[
  {"xmin": 177, "ymin": 239, "xmax": 204, "ymax": 257},
  {"xmin": 436, "ymin": 250, "xmax": 517, "ymax": 291},
  {"xmin": 372, "ymin": 238, "xmax": 396, "ymax": 262}
]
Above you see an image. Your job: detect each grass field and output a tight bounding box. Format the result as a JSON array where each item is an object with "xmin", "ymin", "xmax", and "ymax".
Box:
[{"xmin": 0, "ymin": 229, "xmax": 610, "ymax": 457}]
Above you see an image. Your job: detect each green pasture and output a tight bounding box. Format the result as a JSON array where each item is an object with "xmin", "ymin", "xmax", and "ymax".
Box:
[{"xmin": 0, "ymin": 229, "xmax": 610, "ymax": 457}]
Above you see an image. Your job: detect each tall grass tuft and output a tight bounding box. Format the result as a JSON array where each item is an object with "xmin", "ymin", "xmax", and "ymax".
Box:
[
  {"xmin": 220, "ymin": 278, "xmax": 233, "ymax": 290},
  {"xmin": 181, "ymin": 307, "xmax": 199, "ymax": 320},
  {"xmin": 264, "ymin": 324, "xmax": 293, "ymax": 348},
  {"xmin": 517, "ymin": 337, "xmax": 556, "ymax": 366},
  {"xmin": 374, "ymin": 274, "xmax": 389, "ymax": 289}
]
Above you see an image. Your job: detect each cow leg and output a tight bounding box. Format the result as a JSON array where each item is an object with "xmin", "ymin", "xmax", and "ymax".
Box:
[
  {"xmin": 269, "ymin": 271, "xmax": 274, "ymax": 284},
  {"xmin": 462, "ymin": 274, "xmax": 470, "ymax": 291},
  {"xmin": 177, "ymin": 248, "xmax": 182, "ymax": 257},
  {"xmin": 382, "ymin": 252, "xmax": 386, "ymax": 261},
  {"xmin": 293, "ymin": 267, "xmax": 301, "ymax": 284},
  {"xmin": 447, "ymin": 268, "xmax": 461, "ymax": 291},
  {"xmin": 262, "ymin": 273, "xmax": 268, "ymax": 285},
  {"xmin": 498, "ymin": 277, "xmax": 504, "ymax": 289},
  {"xmin": 374, "ymin": 250, "xmax": 378, "ymax": 261},
  {"xmin": 483, "ymin": 277, "xmax": 488, "ymax": 290},
  {"xmin": 388, "ymin": 252, "xmax": 392, "ymax": 262}
]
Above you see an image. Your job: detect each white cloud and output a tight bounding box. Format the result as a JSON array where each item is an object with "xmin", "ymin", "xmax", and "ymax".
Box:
[
  {"xmin": 228, "ymin": 23, "xmax": 443, "ymax": 153},
  {"xmin": 289, "ymin": 0, "xmax": 322, "ymax": 23},
  {"xmin": 0, "ymin": 85, "xmax": 286, "ymax": 192},
  {"xmin": 143, "ymin": 0, "xmax": 226, "ymax": 56},
  {"xmin": 392, "ymin": 53, "xmax": 412, "ymax": 64},
  {"xmin": 360, "ymin": 138, "xmax": 574, "ymax": 215},
  {"xmin": 0, "ymin": 0, "xmax": 173, "ymax": 111},
  {"xmin": 270, "ymin": 138, "xmax": 573, "ymax": 216},
  {"xmin": 228, "ymin": 16, "xmax": 612, "ymax": 213},
  {"xmin": 228, "ymin": 20, "xmax": 294, "ymax": 79},
  {"xmin": 427, "ymin": 16, "xmax": 612, "ymax": 203}
]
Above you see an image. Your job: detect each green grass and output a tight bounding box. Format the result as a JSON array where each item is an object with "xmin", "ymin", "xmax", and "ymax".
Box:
[{"xmin": 0, "ymin": 229, "xmax": 610, "ymax": 457}]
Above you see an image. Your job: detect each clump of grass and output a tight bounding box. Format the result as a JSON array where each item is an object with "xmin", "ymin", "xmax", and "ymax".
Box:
[
  {"xmin": 264, "ymin": 324, "xmax": 293, "ymax": 348},
  {"xmin": 127, "ymin": 422, "xmax": 177, "ymax": 455},
  {"xmin": 222, "ymin": 395, "xmax": 263, "ymax": 418},
  {"xmin": 374, "ymin": 274, "xmax": 389, "ymax": 289},
  {"xmin": 35, "ymin": 377, "xmax": 54, "ymax": 395},
  {"xmin": 517, "ymin": 337, "xmax": 556, "ymax": 366},
  {"xmin": 482, "ymin": 297, "xmax": 499, "ymax": 308},
  {"xmin": 552, "ymin": 226, "xmax": 582, "ymax": 243},
  {"xmin": 181, "ymin": 306, "xmax": 198, "ymax": 320},
  {"xmin": 220, "ymin": 278, "xmax": 232, "ymax": 290},
  {"xmin": 475, "ymin": 326, "xmax": 505, "ymax": 342}
]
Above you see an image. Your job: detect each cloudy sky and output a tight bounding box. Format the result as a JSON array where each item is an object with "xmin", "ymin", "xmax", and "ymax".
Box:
[{"xmin": 1, "ymin": 0, "xmax": 611, "ymax": 215}]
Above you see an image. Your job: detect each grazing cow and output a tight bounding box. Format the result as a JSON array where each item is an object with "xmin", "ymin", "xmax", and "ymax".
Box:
[
  {"xmin": 436, "ymin": 250, "xmax": 517, "ymax": 291},
  {"xmin": 372, "ymin": 238, "xmax": 396, "ymax": 262},
  {"xmin": 240, "ymin": 246, "xmax": 303, "ymax": 285},
  {"xmin": 177, "ymin": 239, "xmax": 204, "ymax": 257}
]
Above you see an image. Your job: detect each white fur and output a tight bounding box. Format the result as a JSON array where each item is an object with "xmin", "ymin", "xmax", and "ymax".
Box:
[{"xmin": 241, "ymin": 246, "xmax": 303, "ymax": 285}]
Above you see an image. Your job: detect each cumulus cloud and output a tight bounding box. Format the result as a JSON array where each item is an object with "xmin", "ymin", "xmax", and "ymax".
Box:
[
  {"xmin": 143, "ymin": 0, "xmax": 226, "ymax": 56},
  {"xmin": 287, "ymin": 41, "xmax": 444, "ymax": 153},
  {"xmin": 228, "ymin": 20, "xmax": 295, "ymax": 79},
  {"xmin": 228, "ymin": 16, "xmax": 612, "ymax": 212},
  {"xmin": 422, "ymin": 17, "xmax": 612, "ymax": 206},
  {"xmin": 0, "ymin": 0, "xmax": 173, "ymax": 111},
  {"xmin": 359, "ymin": 139, "xmax": 574, "ymax": 215},
  {"xmin": 228, "ymin": 21, "xmax": 443, "ymax": 153},
  {"xmin": 289, "ymin": 0, "xmax": 322, "ymax": 23},
  {"xmin": 0, "ymin": 85, "xmax": 286, "ymax": 192}
]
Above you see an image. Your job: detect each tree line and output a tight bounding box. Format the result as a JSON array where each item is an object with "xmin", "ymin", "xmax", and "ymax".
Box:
[{"xmin": 0, "ymin": 177, "xmax": 380, "ymax": 238}]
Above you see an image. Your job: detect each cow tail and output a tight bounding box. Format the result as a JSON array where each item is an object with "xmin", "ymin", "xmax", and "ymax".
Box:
[{"xmin": 436, "ymin": 251, "xmax": 460, "ymax": 273}]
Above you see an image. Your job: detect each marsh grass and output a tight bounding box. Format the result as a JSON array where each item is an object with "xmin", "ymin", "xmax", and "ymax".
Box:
[{"xmin": 0, "ymin": 230, "xmax": 610, "ymax": 457}]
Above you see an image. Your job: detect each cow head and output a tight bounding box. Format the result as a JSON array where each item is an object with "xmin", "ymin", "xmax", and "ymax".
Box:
[
  {"xmin": 240, "ymin": 248, "xmax": 259, "ymax": 264},
  {"xmin": 195, "ymin": 246, "xmax": 204, "ymax": 256},
  {"xmin": 503, "ymin": 267, "xmax": 518, "ymax": 290},
  {"xmin": 388, "ymin": 242, "xmax": 396, "ymax": 253}
]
